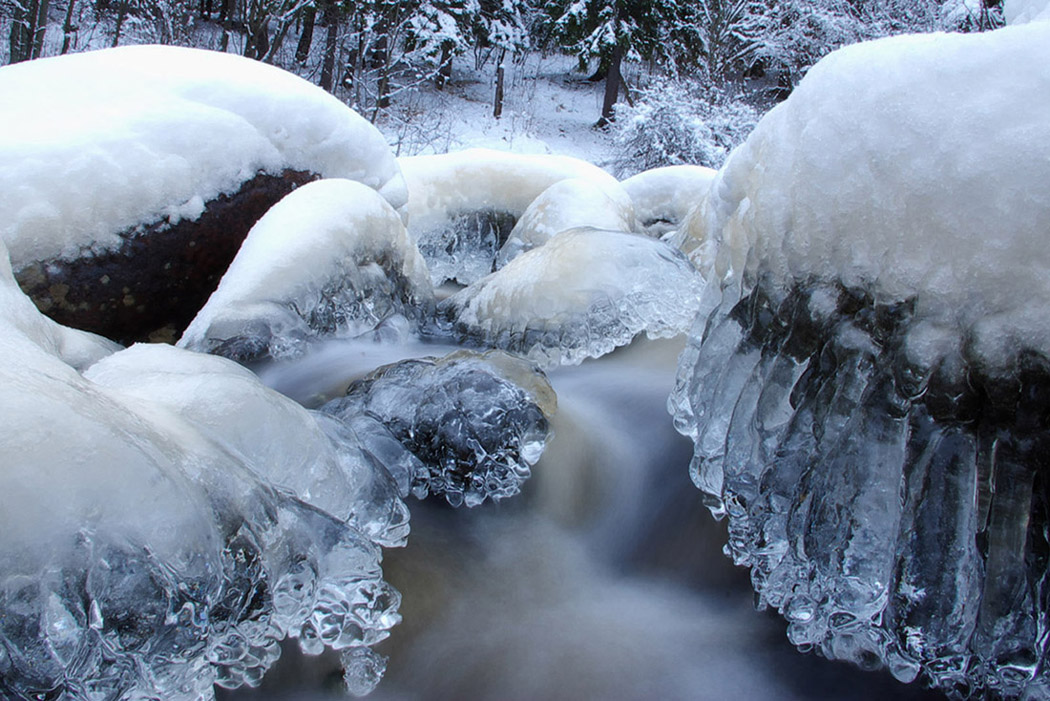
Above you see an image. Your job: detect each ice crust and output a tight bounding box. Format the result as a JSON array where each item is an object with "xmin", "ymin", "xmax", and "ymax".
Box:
[
  {"xmin": 495, "ymin": 177, "xmax": 637, "ymax": 268},
  {"xmin": 322, "ymin": 350, "xmax": 555, "ymax": 508},
  {"xmin": 179, "ymin": 179, "xmax": 434, "ymax": 361},
  {"xmin": 0, "ymin": 45, "xmax": 406, "ymax": 271},
  {"xmin": 620, "ymin": 165, "xmax": 717, "ymax": 238},
  {"xmin": 399, "ymin": 149, "xmax": 623, "ymax": 285},
  {"xmin": 672, "ymin": 21, "xmax": 1050, "ymax": 697},
  {"xmin": 440, "ymin": 228, "xmax": 704, "ymax": 367}
]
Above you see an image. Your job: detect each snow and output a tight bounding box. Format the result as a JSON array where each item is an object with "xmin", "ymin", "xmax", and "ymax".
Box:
[
  {"xmin": 496, "ymin": 176, "xmax": 636, "ymax": 267},
  {"xmin": 440, "ymin": 227, "xmax": 704, "ymax": 366},
  {"xmin": 690, "ymin": 21, "xmax": 1050, "ymax": 371},
  {"xmin": 179, "ymin": 179, "xmax": 433, "ymax": 359},
  {"xmin": 1005, "ymin": 0, "xmax": 1050, "ymax": 23},
  {"xmin": 620, "ymin": 165, "xmax": 717, "ymax": 237},
  {"xmin": 0, "ymin": 45, "xmax": 406, "ymax": 271},
  {"xmin": 399, "ymin": 147, "xmax": 621, "ymax": 284},
  {"xmin": 671, "ymin": 20, "xmax": 1050, "ymax": 697}
]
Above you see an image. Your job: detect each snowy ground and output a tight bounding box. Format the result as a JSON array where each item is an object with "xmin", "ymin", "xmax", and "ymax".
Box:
[{"xmin": 373, "ymin": 53, "xmax": 623, "ymax": 166}]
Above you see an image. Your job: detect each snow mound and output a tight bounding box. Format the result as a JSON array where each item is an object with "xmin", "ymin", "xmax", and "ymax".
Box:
[
  {"xmin": 692, "ymin": 21, "xmax": 1050, "ymax": 372},
  {"xmin": 620, "ymin": 165, "xmax": 717, "ymax": 238},
  {"xmin": 495, "ymin": 177, "xmax": 637, "ymax": 268},
  {"xmin": 322, "ymin": 350, "xmax": 555, "ymax": 508},
  {"xmin": 399, "ymin": 148, "xmax": 622, "ymax": 285},
  {"xmin": 440, "ymin": 228, "xmax": 704, "ymax": 367},
  {"xmin": 1006, "ymin": 0, "xmax": 1050, "ymax": 23},
  {"xmin": 0, "ymin": 45, "xmax": 406, "ymax": 270},
  {"xmin": 673, "ymin": 23, "xmax": 1050, "ymax": 697},
  {"xmin": 179, "ymin": 179, "xmax": 433, "ymax": 361}
]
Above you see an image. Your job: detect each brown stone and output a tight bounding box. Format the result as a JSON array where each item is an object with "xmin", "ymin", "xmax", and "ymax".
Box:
[{"xmin": 14, "ymin": 169, "xmax": 317, "ymax": 345}]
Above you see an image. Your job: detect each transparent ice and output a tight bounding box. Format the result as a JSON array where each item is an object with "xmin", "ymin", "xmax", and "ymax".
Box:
[
  {"xmin": 322, "ymin": 349, "xmax": 555, "ymax": 508},
  {"xmin": 179, "ymin": 179, "xmax": 434, "ymax": 362},
  {"xmin": 439, "ymin": 227, "xmax": 704, "ymax": 367},
  {"xmin": 671, "ymin": 18, "xmax": 1050, "ymax": 698},
  {"xmin": 398, "ymin": 149, "xmax": 623, "ymax": 285}
]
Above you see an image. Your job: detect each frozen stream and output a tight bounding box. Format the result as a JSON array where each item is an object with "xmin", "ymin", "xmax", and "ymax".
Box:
[{"xmin": 220, "ymin": 335, "xmax": 944, "ymax": 701}]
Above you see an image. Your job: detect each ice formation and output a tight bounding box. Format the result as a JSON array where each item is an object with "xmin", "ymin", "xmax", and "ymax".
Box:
[
  {"xmin": 0, "ymin": 45, "xmax": 405, "ymax": 271},
  {"xmin": 494, "ymin": 177, "xmax": 637, "ymax": 268},
  {"xmin": 672, "ymin": 21, "xmax": 1050, "ymax": 697},
  {"xmin": 439, "ymin": 228, "xmax": 704, "ymax": 367},
  {"xmin": 620, "ymin": 165, "xmax": 717, "ymax": 238},
  {"xmin": 0, "ymin": 250, "xmax": 401, "ymax": 698},
  {"xmin": 398, "ymin": 149, "xmax": 623, "ymax": 285},
  {"xmin": 179, "ymin": 179, "xmax": 434, "ymax": 361},
  {"xmin": 322, "ymin": 350, "xmax": 555, "ymax": 508}
]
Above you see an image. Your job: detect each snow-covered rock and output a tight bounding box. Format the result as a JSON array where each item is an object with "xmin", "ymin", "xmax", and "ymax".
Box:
[
  {"xmin": 0, "ymin": 249, "xmax": 401, "ymax": 698},
  {"xmin": 672, "ymin": 21, "xmax": 1050, "ymax": 697},
  {"xmin": 691, "ymin": 21, "xmax": 1050, "ymax": 372},
  {"xmin": 399, "ymin": 148, "xmax": 621, "ymax": 285},
  {"xmin": 620, "ymin": 165, "xmax": 716, "ymax": 238},
  {"xmin": 441, "ymin": 227, "xmax": 703, "ymax": 367},
  {"xmin": 1, "ymin": 45, "xmax": 406, "ymax": 341},
  {"xmin": 1005, "ymin": 0, "xmax": 1050, "ymax": 23},
  {"xmin": 495, "ymin": 177, "xmax": 636, "ymax": 268},
  {"xmin": 179, "ymin": 179, "xmax": 434, "ymax": 361}
]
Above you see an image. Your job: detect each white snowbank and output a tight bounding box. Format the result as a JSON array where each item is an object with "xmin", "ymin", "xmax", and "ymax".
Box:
[
  {"xmin": 0, "ymin": 45, "xmax": 406, "ymax": 270},
  {"xmin": 496, "ymin": 177, "xmax": 636, "ymax": 267},
  {"xmin": 1005, "ymin": 0, "xmax": 1050, "ymax": 23},
  {"xmin": 179, "ymin": 179, "xmax": 433, "ymax": 357},
  {"xmin": 692, "ymin": 22, "xmax": 1050, "ymax": 370},
  {"xmin": 398, "ymin": 148, "xmax": 623, "ymax": 284},
  {"xmin": 620, "ymin": 165, "xmax": 717, "ymax": 237}
]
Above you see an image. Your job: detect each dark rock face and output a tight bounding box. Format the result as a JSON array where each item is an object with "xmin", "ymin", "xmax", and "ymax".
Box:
[{"xmin": 14, "ymin": 170, "xmax": 317, "ymax": 345}]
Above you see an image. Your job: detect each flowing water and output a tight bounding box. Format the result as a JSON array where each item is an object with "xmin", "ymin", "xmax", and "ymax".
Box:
[{"xmin": 221, "ymin": 335, "xmax": 945, "ymax": 701}]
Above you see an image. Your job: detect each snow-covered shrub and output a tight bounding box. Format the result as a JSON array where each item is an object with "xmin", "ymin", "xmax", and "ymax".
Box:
[{"xmin": 609, "ymin": 79, "xmax": 761, "ymax": 178}]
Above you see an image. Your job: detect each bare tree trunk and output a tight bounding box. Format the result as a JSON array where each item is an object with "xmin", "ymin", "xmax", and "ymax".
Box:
[
  {"xmin": 598, "ymin": 42, "xmax": 623, "ymax": 127},
  {"xmin": 111, "ymin": 0, "xmax": 126, "ymax": 47},
  {"xmin": 294, "ymin": 3, "xmax": 315, "ymax": 63},
  {"xmin": 319, "ymin": 2, "xmax": 338, "ymax": 92},
  {"xmin": 436, "ymin": 41, "xmax": 452, "ymax": 90},
  {"xmin": 493, "ymin": 49, "xmax": 506, "ymax": 119},
  {"xmin": 219, "ymin": 0, "xmax": 233, "ymax": 51},
  {"xmin": 61, "ymin": 0, "xmax": 77, "ymax": 53}
]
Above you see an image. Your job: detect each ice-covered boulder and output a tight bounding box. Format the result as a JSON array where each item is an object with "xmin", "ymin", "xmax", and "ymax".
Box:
[
  {"xmin": 399, "ymin": 149, "xmax": 622, "ymax": 285},
  {"xmin": 495, "ymin": 177, "xmax": 637, "ymax": 268},
  {"xmin": 323, "ymin": 350, "xmax": 555, "ymax": 508},
  {"xmin": 672, "ymin": 21, "xmax": 1050, "ymax": 697},
  {"xmin": 620, "ymin": 165, "xmax": 716, "ymax": 238},
  {"xmin": 0, "ymin": 45, "xmax": 405, "ymax": 342},
  {"xmin": 179, "ymin": 179, "xmax": 434, "ymax": 362},
  {"xmin": 440, "ymin": 228, "xmax": 704, "ymax": 367},
  {"xmin": 84, "ymin": 343, "xmax": 411, "ymax": 548}
]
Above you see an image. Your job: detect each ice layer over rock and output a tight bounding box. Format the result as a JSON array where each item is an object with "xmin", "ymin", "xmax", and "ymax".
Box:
[
  {"xmin": 0, "ymin": 262, "xmax": 402, "ymax": 699},
  {"xmin": 620, "ymin": 165, "xmax": 716, "ymax": 238},
  {"xmin": 0, "ymin": 45, "xmax": 406, "ymax": 271},
  {"xmin": 495, "ymin": 177, "xmax": 637, "ymax": 269},
  {"xmin": 322, "ymin": 350, "xmax": 555, "ymax": 508},
  {"xmin": 440, "ymin": 227, "xmax": 704, "ymax": 367},
  {"xmin": 398, "ymin": 148, "xmax": 623, "ymax": 285},
  {"xmin": 671, "ymin": 21, "xmax": 1050, "ymax": 698},
  {"xmin": 179, "ymin": 179, "xmax": 434, "ymax": 361}
]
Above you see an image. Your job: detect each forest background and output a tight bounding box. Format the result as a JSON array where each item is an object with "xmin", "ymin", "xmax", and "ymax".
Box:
[{"xmin": 1, "ymin": 0, "xmax": 1005, "ymax": 175}]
